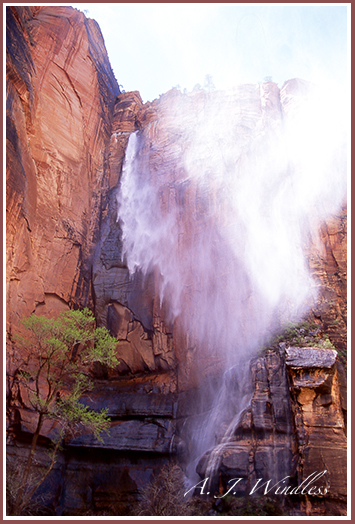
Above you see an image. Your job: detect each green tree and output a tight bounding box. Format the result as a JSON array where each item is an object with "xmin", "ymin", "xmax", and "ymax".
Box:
[{"xmin": 7, "ymin": 308, "xmax": 119, "ymax": 515}]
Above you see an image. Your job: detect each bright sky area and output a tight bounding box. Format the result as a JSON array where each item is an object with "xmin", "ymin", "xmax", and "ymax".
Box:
[{"xmin": 71, "ymin": 3, "xmax": 349, "ymax": 103}]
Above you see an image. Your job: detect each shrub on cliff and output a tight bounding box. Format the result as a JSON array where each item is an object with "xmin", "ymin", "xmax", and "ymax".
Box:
[
  {"xmin": 260, "ymin": 319, "xmax": 337, "ymax": 355},
  {"xmin": 135, "ymin": 462, "xmax": 190, "ymax": 516},
  {"xmin": 134, "ymin": 462, "xmax": 213, "ymax": 516},
  {"xmin": 7, "ymin": 308, "xmax": 119, "ymax": 516}
]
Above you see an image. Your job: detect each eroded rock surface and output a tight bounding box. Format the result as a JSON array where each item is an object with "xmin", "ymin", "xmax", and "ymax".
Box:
[
  {"xmin": 6, "ymin": 6, "xmax": 119, "ymax": 334},
  {"xmin": 6, "ymin": 6, "xmax": 347, "ymax": 517},
  {"xmin": 197, "ymin": 349, "xmax": 296, "ymax": 494},
  {"xmin": 285, "ymin": 347, "xmax": 337, "ymax": 369},
  {"xmin": 286, "ymin": 347, "xmax": 347, "ymax": 511},
  {"xmin": 196, "ymin": 347, "xmax": 347, "ymax": 515}
]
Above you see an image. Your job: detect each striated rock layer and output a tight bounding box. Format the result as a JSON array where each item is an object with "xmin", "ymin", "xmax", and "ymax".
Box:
[{"xmin": 6, "ymin": 6, "xmax": 347, "ymax": 516}]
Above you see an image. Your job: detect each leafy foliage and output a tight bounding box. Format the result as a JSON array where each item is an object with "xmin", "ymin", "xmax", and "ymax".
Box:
[
  {"xmin": 8, "ymin": 308, "xmax": 119, "ymax": 515},
  {"xmin": 260, "ymin": 319, "xmax": 336, "ymax": 354},
  {"xmin": 203, "ymin": 74, "xmax": 215, "ymax": 92}
]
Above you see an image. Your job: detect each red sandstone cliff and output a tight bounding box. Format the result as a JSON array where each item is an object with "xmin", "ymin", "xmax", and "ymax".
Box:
[
  {"xmin": 95, "ymin": 83, "xmax": 347, "ymax": 387},
  {"xmin": 6, "ymin": 6, "xmax": 347, "ymax": 388},
  {"xmin": 6, "ymin": 6, "xmax": 119, "ymax": 335},
  {"xmin": 92, "ymin": 84, "xmax": 347, "ymax": 515},
  {"xmin": 6, "ymin": 6, "xmax": 347, "ymax": 516}
]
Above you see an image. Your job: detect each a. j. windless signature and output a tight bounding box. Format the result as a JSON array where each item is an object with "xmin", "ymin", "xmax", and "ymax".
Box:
[{"xmin": 184, "ymin": 470, "xmax": 329, "ymax": 498}]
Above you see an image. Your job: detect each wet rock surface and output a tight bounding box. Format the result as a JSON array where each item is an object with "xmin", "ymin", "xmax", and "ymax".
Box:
[
  {"xmin": 67, "ymin": 418, "xmax": 174, "ymax": 453},
  {"xmin": 196, "ymin": 347, "xmax": 347, "ymax": 515},
  {"xmin": 197, "ymin": 349, "xmax": 297, "ymax": 494}
]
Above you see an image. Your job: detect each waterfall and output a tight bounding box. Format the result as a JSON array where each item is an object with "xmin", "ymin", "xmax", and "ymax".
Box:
[
  {"xmin": 116, "ymin": 83, "xmax": 347, "ymax": 482},
  {"xmin": 188, "ymin": 359, "xmax": 254, "ymax": 489}
]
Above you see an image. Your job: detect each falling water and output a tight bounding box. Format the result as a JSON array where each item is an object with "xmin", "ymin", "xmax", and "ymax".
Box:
[
  {"xmin": 193, "ymin": 359, "xmax": 254, "ymax": 489},
  {"xmin": 116, "ymin": 81, "xmax": 347, "ymax": 482}
]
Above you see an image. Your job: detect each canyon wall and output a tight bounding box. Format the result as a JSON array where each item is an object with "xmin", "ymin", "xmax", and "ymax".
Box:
[
  {"xmin": 6, "ymin": 6, "xmax": 347, "ymax": 516},
  {"xmin": 6, "ymin": 5, "xmax": 119, "ymax": 330}
]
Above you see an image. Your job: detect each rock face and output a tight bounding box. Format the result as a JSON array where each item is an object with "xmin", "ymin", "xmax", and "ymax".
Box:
[
  {"xmin": 94, "ymin": 78, "xmax": 347, "ymax": 391},
  {"xmin": 280, "ymin": 78, "xmax": 347, "ymax": 364},
  {"xmin": 6, "ymin": 6, "xmax": 347, "ymax": 517},
  {"xmin": 286, "ymin": 348, "xmax": 347, "ymax": 513},
  {"xmin": 197, "ymin": 347, "xmax": 347, "ymax": 515},
  {"xmin": 307, "ymin": 207, "xmax": 347, "ymax": 362},
  {"xmin": 196, "ymin": 349, "xmax": 296, "ymax": 492},
  {"xmin": 6, "ymin": 5, "xmax": 119, "ymax": 332}
]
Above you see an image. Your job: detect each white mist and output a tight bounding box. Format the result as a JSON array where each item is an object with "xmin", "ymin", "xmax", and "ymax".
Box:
[{"xmin": 116, "ymin": 80, "xmax": 347, "ymax": 478}]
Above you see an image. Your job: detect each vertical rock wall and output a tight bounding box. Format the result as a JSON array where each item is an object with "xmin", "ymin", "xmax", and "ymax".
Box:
[
  {"xmin": 6, "ymin": 6, "xmax": 347, "ymax": 516},
  {"xmin": 6, "ymin": 6, "xmax": 119, "ymax": 339}
]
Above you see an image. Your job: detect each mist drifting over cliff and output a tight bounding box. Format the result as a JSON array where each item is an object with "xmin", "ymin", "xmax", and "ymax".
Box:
[
  {"xmin": 6, "ymin": 5, "xmax": 348, "ymax": 511},
  {"xmin": 117, "ymin": 80, "xmax": 347, "ymax": 366}
]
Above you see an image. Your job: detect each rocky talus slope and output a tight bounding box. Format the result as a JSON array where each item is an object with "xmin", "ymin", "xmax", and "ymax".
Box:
[{"xmin": 6, "ymin": 6, "xmax": 346, "ymax": 516}]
